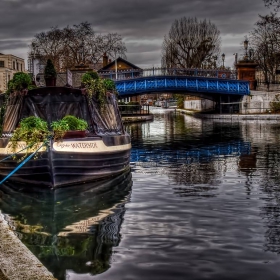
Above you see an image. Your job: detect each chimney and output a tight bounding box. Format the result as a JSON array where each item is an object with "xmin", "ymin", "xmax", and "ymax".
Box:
[{"xmin": 103, "ymin": 53, "xmax": 108, "ymax": 67}]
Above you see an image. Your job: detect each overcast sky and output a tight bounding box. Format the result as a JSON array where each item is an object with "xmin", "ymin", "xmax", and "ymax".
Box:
[{"xmin": 0, "ymin": 0, "xmax": 271, "ymax": 69}]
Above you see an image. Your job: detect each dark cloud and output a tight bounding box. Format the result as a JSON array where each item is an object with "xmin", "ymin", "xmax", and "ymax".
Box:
[{"xmin": 0, "ymin": 0, "xmax": 269, "ymax": 68}]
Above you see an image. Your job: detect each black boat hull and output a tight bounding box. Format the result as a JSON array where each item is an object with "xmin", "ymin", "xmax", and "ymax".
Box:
[{"xmin": 0, "ymin": 135, "xmax": 131, "ymax": 188}]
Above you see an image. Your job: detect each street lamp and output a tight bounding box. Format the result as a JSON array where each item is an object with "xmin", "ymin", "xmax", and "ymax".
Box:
[
  {"xmin": 115, "ymin": 55, "xmax": 118, "ymax": 80},
  {"xmin": 114, "ymin": 46, "xmax": 122, "ymax": 80},
  {"xmin": 221, "ymin": 53, "xmax": 225, "ymax": 68},
  {"xmin": 233, "ymin": 53, "xmax": 238, "ymax": 65},
  {"xmin": 244, "ymin": 38, "xmax": 249, "ymax": 59},
  {"xmin": 213, "ymin": 55, "xmax": 217, "ymax": 69},
  {"xmin": 78, "ymin": 42, "xmax": 85, "ymax": 65}
]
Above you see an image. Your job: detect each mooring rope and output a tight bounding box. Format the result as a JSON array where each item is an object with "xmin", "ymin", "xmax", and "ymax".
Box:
[{"xmin": 0, "ymin": 140, "xmax": 49, "ymax": 185}]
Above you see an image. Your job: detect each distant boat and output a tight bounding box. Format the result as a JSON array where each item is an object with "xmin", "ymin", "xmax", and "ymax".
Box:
[{"xmin": 0, "ymin": 87, "xmax": 131, "ymax": 188}]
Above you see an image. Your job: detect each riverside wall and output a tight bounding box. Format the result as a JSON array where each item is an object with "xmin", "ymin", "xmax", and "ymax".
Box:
[
  {"xmin": 0, "ymin": 212, "xmax": 56, "ymax": 280},
  {"xmin": 183, "ymin": 90, "xmax": 280, "ymax": 115}
]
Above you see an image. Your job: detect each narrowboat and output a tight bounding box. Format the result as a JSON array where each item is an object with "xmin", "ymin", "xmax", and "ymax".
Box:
[{"xmin": 0, "ymin": 86, "xmax": 131, "ymax": 188}]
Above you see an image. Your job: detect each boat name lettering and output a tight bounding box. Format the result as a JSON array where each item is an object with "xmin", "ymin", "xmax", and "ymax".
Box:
[
  {"xmin": 57, "ymin": 142, "xmax": 98, "ymax": 149},
  {"xmin": 71, "ymin": 142, "xmax": 98, "ymax": 149},
  {"xmin": 57, "ymin": 143, "xmax": 71, "ymax": 148}
]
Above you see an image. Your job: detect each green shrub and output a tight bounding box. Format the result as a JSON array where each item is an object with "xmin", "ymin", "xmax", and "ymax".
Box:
[
  {"xmin": 51, "ymin": 119, "xmax": 69, "ymax": 141},
  {"xmin": 7, "ymin": 72, "xmax": 33, "ymax": 93},
  {"xmin": 10, "ymin": 116, "xmax": 50, "ymax": 161},
  {"xmin": 81, "ymin": 71, "xmax": 99, "ymax": 85},
  {"xmin": 103, "ymin": 79, "xmax": 116, "ymax": 91},
  {"xmin": 62, "ymin": 115, "xmax": 88, "ymax": 130}
]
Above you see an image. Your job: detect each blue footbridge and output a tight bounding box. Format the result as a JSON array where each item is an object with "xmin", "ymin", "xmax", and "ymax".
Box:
[{"xmin": 100, "ymin": 68, "xmax": 250, "ymax": 103}]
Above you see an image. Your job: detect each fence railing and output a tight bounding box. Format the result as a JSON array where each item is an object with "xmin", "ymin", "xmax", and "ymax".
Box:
[
  {"xmin": 99, "ymin": 68, "xmax": 237, "ymax": 81},
  {"xmin": 119, "ymin": 104, "xmax": 150, "ymax": 116}
]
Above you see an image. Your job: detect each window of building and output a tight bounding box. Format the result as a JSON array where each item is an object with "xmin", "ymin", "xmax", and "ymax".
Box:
[
  {"xmin": 13, "ymin": 61, "xmax": 15, "ymax": 69},
  {"xmin": 20, "ymin": 64, "xmax": 22, "ymax": 71},
  {"xmin": 0, "ymin": 61, "xmax": 4, "ymax": 67}
]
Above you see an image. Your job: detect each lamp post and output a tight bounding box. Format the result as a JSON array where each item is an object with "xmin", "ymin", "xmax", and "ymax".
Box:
[
  {"xmin": 115, "ymin": 55, "xmax": 118, "ymax": 80},
  {"xmin": 244, "ymin": 38, "xmax": 249, "ymax": 60},
  {"xmin": 213, "ymin": 55, "xmax": 217, "ymax": 69},
  {"xmin": 114, "ymin": 46, "xmax": 122, "ymax": 80},
  {"xmin": 78, "ymin": 42, "xmax": 85, "ymax": 65},
  {"xmin": 222, "ymin": 53, "xmax": 225, "ymax": 69}
]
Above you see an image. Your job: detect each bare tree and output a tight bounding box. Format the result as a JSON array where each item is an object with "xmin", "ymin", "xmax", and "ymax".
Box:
[
  {"xmin": 264, "ymin": 0, "xmax": 280, "ymax": 10},
  {"xmin": 29, "ymin": 22, "xmax": 127, "ymax": 72},
  {"xmin": 161, "ymin": 17, "xmax": 221, "ymax": 69},
  {"xmin": 250, "ymin": 14, "xmax": 280, "ymax": 85}
]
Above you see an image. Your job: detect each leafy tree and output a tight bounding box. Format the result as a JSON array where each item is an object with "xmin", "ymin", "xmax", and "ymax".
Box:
[
  {"xmin": 161, "ymin": 17, "xmax": 221, "ymax": 69},
  {"xmin": 29, "ymin": 22, "xmax": 126, "ymax": 72},
  {"xmin": 249, "ymin": 13, "xmax": 280, "ymax": 85}
]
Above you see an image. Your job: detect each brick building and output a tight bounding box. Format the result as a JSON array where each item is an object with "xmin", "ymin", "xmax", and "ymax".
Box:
[{"xmin": 98, "ymin": 54, "xmax": 143, "ymax": 103}]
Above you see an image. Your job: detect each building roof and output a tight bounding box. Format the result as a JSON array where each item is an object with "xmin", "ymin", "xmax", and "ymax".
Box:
[{"xmin": 98, "ymin": 57, "xmax": 142, "ymax": 72}]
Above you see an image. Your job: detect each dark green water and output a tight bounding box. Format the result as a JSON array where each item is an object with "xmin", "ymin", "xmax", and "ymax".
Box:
[{"xmin": 1, "ymin": 108, "xmax": 280, "ymax": 279}]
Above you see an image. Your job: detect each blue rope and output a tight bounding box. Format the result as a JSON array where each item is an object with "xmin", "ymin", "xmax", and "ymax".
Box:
[
  {"xmin": 0, "ymin": 141, "xmax": 48, "ymax": 185},
  {"xmin": 0, "ymin": 142, "xmax": 35, "ymax": 163}
]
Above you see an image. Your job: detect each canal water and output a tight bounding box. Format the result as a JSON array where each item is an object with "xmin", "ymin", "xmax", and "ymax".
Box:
[{"xmin": 1, "ymin": 108, "xmax": 280, "ymax": 279}]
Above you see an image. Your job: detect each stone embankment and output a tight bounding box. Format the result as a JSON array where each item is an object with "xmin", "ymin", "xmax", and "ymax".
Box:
[
  {"xmin": 122, "ymin": 114, "xmax": 154, "ymax": 123},
  {"xmin": 176, "ymin": 109, "xmax": 280, "ymax": 120},
  {"xmin": 0, "ymin": 212, "xmax": 56, "ymax": 280},
  {"xmin": 181, "ymin": 90, "xmax": 280, "ymax": 119},
  {"xmin": 197, "ymin": 113, "xmax": 280, "ymax": 120}
]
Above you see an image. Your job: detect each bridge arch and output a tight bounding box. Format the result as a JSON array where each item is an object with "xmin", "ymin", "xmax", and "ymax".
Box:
[{"xmin": 115, "ymin": 75, "xmax": 250, "ymax": 102}]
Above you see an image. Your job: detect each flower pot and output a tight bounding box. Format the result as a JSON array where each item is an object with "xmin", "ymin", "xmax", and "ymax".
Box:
[
  {"xmin": 45, "ymin": 77, "xmax": 57, "ymax": 87},
  {"xmin": 63, "ymin": 130, "xmax": 86, "ymax": 139}
]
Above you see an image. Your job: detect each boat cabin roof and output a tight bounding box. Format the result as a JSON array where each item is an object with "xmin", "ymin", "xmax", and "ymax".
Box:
[{"xmin": 2, "ymin": 86, "xmax": 124, "ymax": 135}]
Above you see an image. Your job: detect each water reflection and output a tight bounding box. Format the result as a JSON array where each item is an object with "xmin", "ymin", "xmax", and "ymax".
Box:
[
  {"xmin": 0, "ymin": 170, "xmax": 132, "ymax": 280},
  {"xmin": 126, "ymin": 110, "xmax": 280, "ymax": 262},
  {"xmin": 3, "ymin": 109, "xmax": 280, "ymax": 280}
]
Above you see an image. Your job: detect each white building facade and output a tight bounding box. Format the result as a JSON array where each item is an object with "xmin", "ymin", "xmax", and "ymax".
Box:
[{"xmin": 0, "ymin": 53, "xmax": 26, "ymax": 93}]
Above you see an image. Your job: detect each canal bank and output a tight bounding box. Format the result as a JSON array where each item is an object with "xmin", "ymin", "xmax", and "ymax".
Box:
[
  {"xmin": 176, "ymin": 109, "xmax": 280, "ymax": 120},
  {"xmin": 0, "ymin": 212, "xmax": 55, "ymax": 280},
  {"xmin": 122, "ymin": 114, "xmax": 154, "ymax": 123}
]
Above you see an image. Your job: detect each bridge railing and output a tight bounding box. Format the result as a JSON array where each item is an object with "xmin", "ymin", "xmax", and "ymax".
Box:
[{"xmin": 99, "ymin": 67, "xmax": 237, "ymax": 81}]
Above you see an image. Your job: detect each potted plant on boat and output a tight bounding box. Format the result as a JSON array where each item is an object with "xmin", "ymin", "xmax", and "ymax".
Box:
[
  {"xmin": 51, "ymin": 115, "xmax": 88, "ymax": 140},
  {"xmin": 81, "ymin": 72, "xmax": 117, "ymax": 111},
  {"xmin": 10, "ymin": 116, "xmax": 50, "ymax": 161},
  {"xmin": 44, "ymin": 59, "xmax": 57, "ymax": 86}
]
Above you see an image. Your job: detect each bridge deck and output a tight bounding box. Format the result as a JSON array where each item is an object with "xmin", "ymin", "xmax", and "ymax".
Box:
[{"xmin": 115, "ymin": 75, "xmax": 250, "ymax": 97}]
